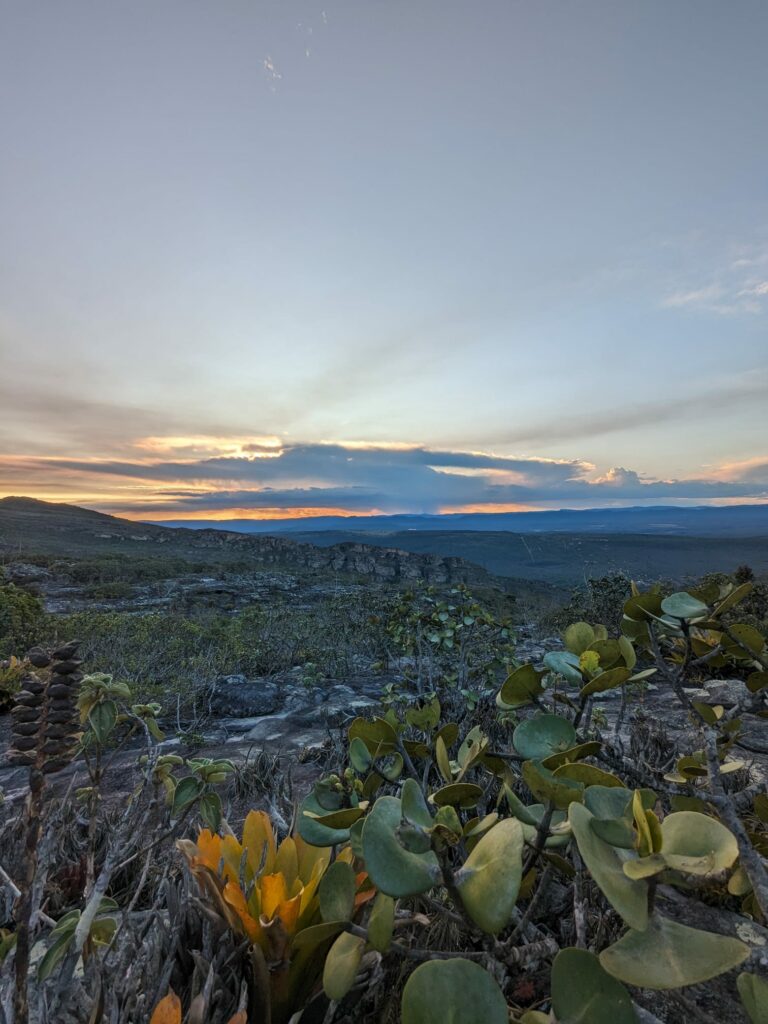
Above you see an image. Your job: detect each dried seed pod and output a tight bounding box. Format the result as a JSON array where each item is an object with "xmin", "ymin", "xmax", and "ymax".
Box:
[
  {"xmin": 27, "ymin": 647, "xmax": 51, "ymax": 668},
  {"xmin": 11, "ymin": 737, "xmax": 38, "ymax": 752},
  {"xmin": 52, "ymin": 641, "xmax": 80, "ymax": 660},
  {"xmin": 11, "ymin": 708, "xmax": 41, "ymax": 723},
  {"xmin": 44, "ymin": 724, "xmax": 77, "ymax": 740},
  {"xmin": 7, "ymin": 752, "xmax": 34, "ymax": 766},
  {"xmin": 49, "ymin": 671, "xmax": 78, "ymax": 684},
  {"xmin": 10, "ymin": 642, "xmax": 82, "ymax": 775},
  {"xmin": 46, "ymin": 710, "xmax": 78, "ymax": 724},
  {"xmin": 48, "ymin": 684, "xmax": 76, "ymax": 698},
  {"xmin": 12, "ymin": 723, "xmax": 40, "ymax": 737},
  {"xmin": 41, "ymin": 739, "xmax": 70, "ymax": 754},
  {"xmin": 49, "ymin": 701, "xmax": 76, "ymax": 715},
  {"xmin": 14, "ymin": 692, "xmax": 43, "ymax": 708},
  {"xmin": 50, "ymin": 660, "xmax": 82, "ymax": 676}
]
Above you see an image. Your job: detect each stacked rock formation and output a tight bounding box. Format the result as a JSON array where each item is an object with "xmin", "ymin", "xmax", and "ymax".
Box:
[{"xmin": 9, "ymin": 641, "xmax": 82, "ymax": 774}]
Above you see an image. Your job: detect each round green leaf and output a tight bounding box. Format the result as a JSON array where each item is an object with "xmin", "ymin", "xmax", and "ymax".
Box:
[
  {"xmin": 375, "ymin": 751, "xmax": 404, "ymax": 781},
  {"xmin": 624, "ymin": 593, "xmax": 663, "ymax": 621},
  {"xmin": 308, "ymin": 806, "xmax": 365, "ymax": 830},
  {"xmin": 455, "ymin": 819, "xmax": 524, "ymax": 934},
  {"xmin": 401, "ymin": 958, "xmax": 508, "ymax": 1024},
  {"xmin": 588, "ymin": 639, "xmax": 623, "ymax": 669},
  {"xmin": 37, "ymin": 932, "xmax": 74, "ymax": 981},
  {"xmin": 564, "ymin": 623, "xmax": 596, "ymax": 655},
  {"xmin": 432, "ymin": 783, "xmax": 484, "ymax": 809},
  {"xmin": 513, "ymin": 713, "xmax": 576, "ymax": 761},
  {"xmin": 661, "ymin": 592, "xmax": 709, "ymax": 621},
  {"xmin": 401, "ymin": 777, "xmax": 433, "ymax": 828},
  {"xmin": 523, "ymin": 760, "xmax": 584, "ymax": 811},
  {"xmin": 298, "ymin": 791, "xmax": 351, "ymax": 847},
  {"xmin": 542, "ymin": 740, "xmax": 602, "ymax": 770},
  {"xmin": 660, "ymin": 811, "xmax": 738, "ymax": 872},
  {"xmin": 544, "ymin": 651, "xmax": 583, "ymax": 685},
  {"xmin": 349, "ymin": 736, "xmax": 373, "ymax": 773},
  {"xmin": 199, "ymin": 792, "xmax": 222, "ymax": 832},
  {"xmin": 498, "ymin": 664, "xmax": 546, "ymax": 707},
  {"xmin": 712, "ymin": 582, "xmax": 754, "ymax": 617},
  {"xmin": 618, "ymin": 636, "xmax": 637, "ymax": 670},
  {"xmin": 348, "ymin": 716, "xmax": 397, "ymax": 755},
  {"xmin": 552, "ymin": 948, "xmax": 637, "ymax": 1024},
  {"xmin": 580, "ymin": 667, "xmax": 631, "ymax": 698},
  {"xmin": 724, "ymin": 624, "xmax": 766, "ymax": 659},
  {"xmin": 600, "ymin": 915, "xmax": 749, "ymax": 989},
  {"xmin": 555, "ymin": 763, "xmax": 623, "ymax": 788},
  {"xmin": 747, "ymin": 671, "xmax": 768, "ymax": 693},
  {"xmin": 584, "ymin": 786, "xmax": 634, "ymax": 820},
  {"xmin": 361, "ymin": 796, "xmax": 441, "ymax": 897}
]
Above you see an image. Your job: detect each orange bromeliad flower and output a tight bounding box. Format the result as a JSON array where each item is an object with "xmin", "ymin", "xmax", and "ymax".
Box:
[
  {"xmin": 179, "ymin": 810, "xmax": 340, "ymax": 956},
  {"xmin": 179, "ymin": 809, "xmax": 374, "ymax": 1024}
]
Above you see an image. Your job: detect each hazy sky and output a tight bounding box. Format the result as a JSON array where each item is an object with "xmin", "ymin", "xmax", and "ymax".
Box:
[{"xmin": 1, "ymin": 1, "xmax": 767, "ymax": 518}]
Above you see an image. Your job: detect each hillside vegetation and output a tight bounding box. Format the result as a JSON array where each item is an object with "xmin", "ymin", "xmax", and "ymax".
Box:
[{"xmin": 0, "ymin": 499, "xmax": 767, "ymax": 1023}]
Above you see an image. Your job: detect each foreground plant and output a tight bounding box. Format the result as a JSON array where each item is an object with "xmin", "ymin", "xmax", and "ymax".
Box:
[
  {"xmin": 5, "ymin": 572, "xmax": 767, "ymax": 1024},
  {"xmin": 179, "ymin": 811, "xmax": 372, "ymax": 1022}
]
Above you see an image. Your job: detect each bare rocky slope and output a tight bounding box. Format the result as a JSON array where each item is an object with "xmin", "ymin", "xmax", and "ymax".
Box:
[{"xmin": 0, "ymin": 496, "xmax": 497, "ymax": 589}]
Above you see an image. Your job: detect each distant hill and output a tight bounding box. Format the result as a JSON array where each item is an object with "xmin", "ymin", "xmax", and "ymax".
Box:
[
  {"xmin": 0, "ymin": 497, "xmax": 504, "ymax": 591},
  {"xmin": 147, "ymin": 503, "xmax": 768, "ymax": 538},
  {"xmin": 3, "ymin": 497, "xmax": 766, "ymax": 588}
]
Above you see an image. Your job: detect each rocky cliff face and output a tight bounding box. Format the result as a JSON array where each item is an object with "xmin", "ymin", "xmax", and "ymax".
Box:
[{"xmin": 174, "ymin": 530, "xmax": 489, "ymax": 585}]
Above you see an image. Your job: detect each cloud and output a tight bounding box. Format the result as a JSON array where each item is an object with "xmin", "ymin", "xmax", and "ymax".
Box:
[
  {"xmin": 660, "ymin": 240, "xmax": 768, "ymax": 316},
  {"xmin": 662, "ymin": 285, "xmax": 724, "ymax": 309},
  {"xmin": 483, "ymin": 368, "xmax": 768, "ymax": 447},
  {"xmin": 2, "ymin": 437, "xmax": 767, "ymax": 518}
]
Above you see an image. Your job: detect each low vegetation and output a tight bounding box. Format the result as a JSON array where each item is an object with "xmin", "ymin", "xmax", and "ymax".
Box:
[{"xmin": 0, "ymin": 567, "xmax": 766, "ymax": 1022}]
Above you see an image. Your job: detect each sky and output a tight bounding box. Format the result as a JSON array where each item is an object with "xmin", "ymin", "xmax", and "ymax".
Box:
[{"xmin": 1, "ymin": 0, "xmax": 767, "ymax": 520}]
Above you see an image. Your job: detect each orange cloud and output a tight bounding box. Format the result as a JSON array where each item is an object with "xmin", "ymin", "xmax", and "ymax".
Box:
[{"xmin": 124, "ymin": 506, "xmax": 373, "ymax": 522}]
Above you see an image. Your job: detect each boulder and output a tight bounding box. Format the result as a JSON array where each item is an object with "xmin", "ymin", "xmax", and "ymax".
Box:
[
  {"xmin": 704, "ymin": 679, "xmax": 746, "ymax": 708},
  {"xmin": 210, "ymin": 675, "xmax": 281, "ymax": 717}
]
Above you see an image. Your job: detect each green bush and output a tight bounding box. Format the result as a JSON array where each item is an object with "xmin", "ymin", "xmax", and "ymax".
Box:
[{"xmin": 0, "ymin": 583, "xmax": 43, "ymax": 658}]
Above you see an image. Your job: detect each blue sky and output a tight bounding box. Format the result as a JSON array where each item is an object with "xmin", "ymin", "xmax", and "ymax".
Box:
[{"xmin": 1, "ymin": 1, "xmax": 766, "ymax": 518}]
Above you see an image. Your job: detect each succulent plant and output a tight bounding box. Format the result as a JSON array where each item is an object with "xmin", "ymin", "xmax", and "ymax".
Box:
[
  {"xmin": 361, "ymin": 796, "xmax": 441, "ymax": 897},
  {"xmin": 179, "ymin": 810, "xmax": 370, "ymax": 1022}
]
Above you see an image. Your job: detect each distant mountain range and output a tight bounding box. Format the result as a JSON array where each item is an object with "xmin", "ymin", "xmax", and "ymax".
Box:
[
  {"xmin": 149, "ymin": 504, "xmax": 768, "ymax": 538},
  {"xmin": 2, "ymin": 497, "xmax": 767, "ymax": 587}
]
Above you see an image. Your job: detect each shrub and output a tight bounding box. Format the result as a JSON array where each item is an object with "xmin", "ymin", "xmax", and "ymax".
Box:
[{"xmin": 0, "ymin": 583, "xmax": 43, "ymax": 658}]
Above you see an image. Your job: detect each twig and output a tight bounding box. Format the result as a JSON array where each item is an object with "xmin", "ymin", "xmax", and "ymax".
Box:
[
  {"xmin": 573, "ymin": 849, "xmax": 587, "ymax": 949},
  {"xmin": 703, "ymin": 731, "xmax": 768, "ymax": 918}
]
